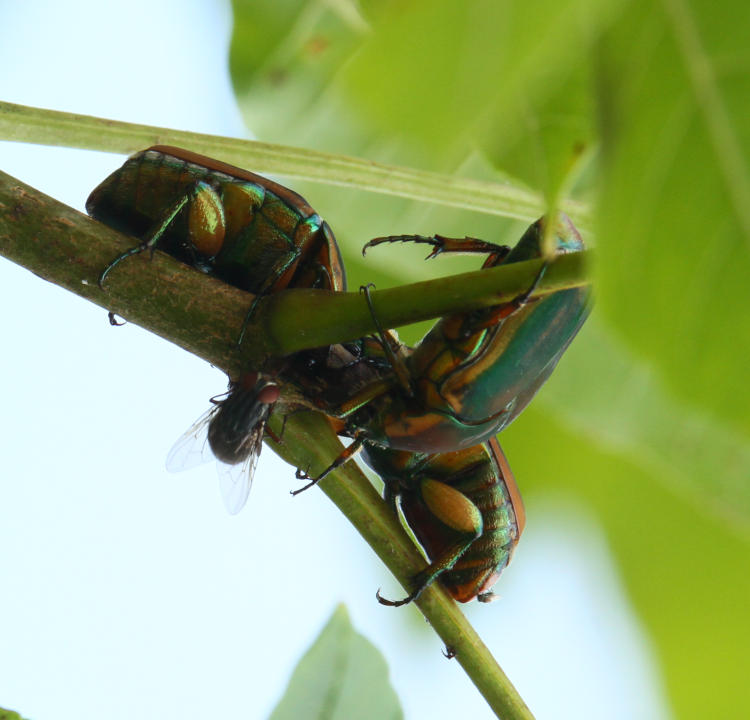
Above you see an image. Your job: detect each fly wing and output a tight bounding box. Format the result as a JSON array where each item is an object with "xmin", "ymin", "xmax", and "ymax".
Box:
[
  {"xmin": 216, "ymin": 421, "xmax": 264, "ymax": 514},
  {"xmin": 165, "ymin": 405, "xmax": 220, "ymax": 473}
]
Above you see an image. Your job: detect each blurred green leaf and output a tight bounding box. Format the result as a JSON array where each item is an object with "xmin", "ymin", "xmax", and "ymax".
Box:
[
  {"xmin": 541, "ymin": 316, "xmax": 750, "ymax": 531},
  {"xmin": 0, "ymin": 709, "xmax": 26, "ymax": 720},
  {"xmin": 231, "ymin": 0, "xmax": 620, "ymax": 200},
  {"xmin": 505, "ymin": 405, "xmax": 750, "ymax": 720},
  {"xmin": 596, "ymin": 0, "xmax": 750, "ymax": 438},
  {"xmin": 228, "ymin": 2, "xmax": 750, "ymax": 716},
  {"xmin": 268, "ymin": 605, "xmax": 402, "ymax": 720},
  {"xmin": 480, "ymin": 68, "xmax": 595, "ymax": 205},
  {"xmin": 230, "ymin": 0, "xmax": 367, "ymax": 151},
  {"xmin": 344, "ymin": 0, "xmax": 620, "ymax": 200}
]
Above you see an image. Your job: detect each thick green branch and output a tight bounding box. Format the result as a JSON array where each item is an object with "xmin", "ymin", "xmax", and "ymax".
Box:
[
  {"xmin": 0, "ymin": 168, "xmax": 590, "ymax": 376},
  {"xmin": 0, "ymin": 101, "xmax": 591, "ymax": 232}
]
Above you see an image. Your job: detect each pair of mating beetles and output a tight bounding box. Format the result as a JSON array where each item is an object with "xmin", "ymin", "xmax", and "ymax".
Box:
[{"xmin": 87, "ymin": 146, "xmax": 590, "ymax": 606}]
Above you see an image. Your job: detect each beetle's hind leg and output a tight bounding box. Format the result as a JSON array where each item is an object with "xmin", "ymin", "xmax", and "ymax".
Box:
[
  {"xmin": 98, "ymin": 180, "xmax": 224, "ymax": 287},
  {"xmin": 376, "ymin": 538, "xmax": 476, "ymax": 607},
  {"xmin": 451, "ymin": 248, "xmax": 551, "ymax": 340},
  {"xmin": 378, "ymin": 478, "xmax": 483, "ymax": 607},
  {"xmin": 363, "ymin": 234, "xmax": 510, "ymax": 261}
]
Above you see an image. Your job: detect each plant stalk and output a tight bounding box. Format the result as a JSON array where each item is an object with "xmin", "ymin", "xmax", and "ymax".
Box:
[{"xmin": 0, "ymin": 100, "xmax": 591, "ymax": 233}]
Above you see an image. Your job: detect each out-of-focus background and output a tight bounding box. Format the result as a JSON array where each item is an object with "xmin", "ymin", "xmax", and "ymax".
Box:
[{"xmin": 1, "ymin": 1, "xmax": 748, "ymax": 719}]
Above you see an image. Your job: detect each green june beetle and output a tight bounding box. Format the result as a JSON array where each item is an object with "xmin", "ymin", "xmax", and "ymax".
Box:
[
  {"xmin": 87, "ymin": 146, "xmax": 346, "ymax": 512},
  {"xmin": 297, "ymin": 214, "xmax": 591, "ymax": 490}
]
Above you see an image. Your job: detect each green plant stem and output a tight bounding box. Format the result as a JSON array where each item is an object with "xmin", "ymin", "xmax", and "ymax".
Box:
[
  {"xmin": 266, "ymin": 250, "xmax": 587, "ymax": 353},
  {"xmin": 0, "ymin": 100, "xmax": 591, "ymax": 233},
  {"xmin": 0, "ymin": 168, "xmax": 590, "ymax": 375},
  {"xmin": 266, "ymin": 411, "xmax": 534, "ymax": 720}
]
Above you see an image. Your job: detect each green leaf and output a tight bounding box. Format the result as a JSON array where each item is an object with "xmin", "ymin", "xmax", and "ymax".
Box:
[
  {"xmin": 540, "ymin": 316, "xmax": 750, "ymax": 530},
  {"xmin": 0, "ymin": 709, "xmax": 27, "ymax": 720},
  {"xmin": 230, "ymin": 0, "xmax": 367, "ymax": 152},
  {"xmin": 345, "ymin": 0, "xmax": 620, "ymax": 200},
  {"xmin": 225, "ymin": 3, "xmax": 750, "ymax": 716},
  {"xmin": 268, "ymin": 605, "xmax": 402, "ymax": 720},
  {"xmin": 231, "ymin": 0, "xmax": 620, "ymax": 202},
  {"xmin": 596, "ymin": 0, "xmax": 750, "ymax": 438},
  {"xmin": 504, "ymin": 404, "xmax": 750, "ymax": 720}
]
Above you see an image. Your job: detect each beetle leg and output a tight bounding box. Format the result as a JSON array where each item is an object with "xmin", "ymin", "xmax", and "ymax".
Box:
[
  {"xmin": 290, "ymin": 434, "xmax": 367, "ymax": 495},
  {"xmin": 491, "ymin": 255, "xmax": 549, "ymax": 320},
  {"xmin": 264, "ymin": 423, "xmax": 283, "ymax": 444},
  {"xmin": 456, "ymin": 255, "xmax": 551, "ymax": 340},
  {"xmin": 363, "ymin": 234, "xmax": 510, "ymax": 261},
  {"xmin": 98, "ymin": 180, "xmax": 223, "ymax": 287},
  {"xmin": 233, "ymin": 244, "xmax": 301, "ymax": 345},
  {"xmin": 378, "ymin": 478, "xmax": 483, "ymax": 606},
  {"xmin": 234, "ymin": 229, "xmax": 314, "ymax": 346},
  {"xmin": 376, "ymin": 535, "xmax": 477, "ymax": 607},
  {"xmin": 361, "ymin": 284, "xmax": 414, "ymax": 397},
  {"xmin": 382, "ymin": 478, "xmax": 401, "ymax": 517}
]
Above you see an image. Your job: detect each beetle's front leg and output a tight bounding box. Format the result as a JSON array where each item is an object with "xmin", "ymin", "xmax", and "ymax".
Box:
[
  {"xmin": 291, "ymin": 434, "xmax": 367, "ymax": 495},
  {"xmin": 363, "ymin": 234, "xmax": 510, "ymax": 261},
  {"xmin": 461, "ymin": 255, "xmax": 551, "ymax": 335},
  {"xmin": 360, "ymin": 284, "xmax": 414, "ymax": 397}
]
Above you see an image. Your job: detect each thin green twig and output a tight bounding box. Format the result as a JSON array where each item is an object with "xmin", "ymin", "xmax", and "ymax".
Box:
[
  {"xmin": 0, "ymin": 168, "xmax": 590, "ymax": 375},
  {"xmin": 0, "ymin": 101, "xmax": 592, "ymax": 233}
]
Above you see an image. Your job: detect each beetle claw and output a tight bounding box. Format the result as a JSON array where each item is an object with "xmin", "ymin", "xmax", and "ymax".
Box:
[
  {"xmin": 108, "ymin": 311, "xmax": 126, "ymax": 326},
  {"xmin": 375, "ymin": 587, "xmax": 418, "ymax": 607}
]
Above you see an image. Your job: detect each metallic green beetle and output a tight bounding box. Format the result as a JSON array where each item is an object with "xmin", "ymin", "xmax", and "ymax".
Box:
[
  {"xmin": 87, "ymin": 146, "xmax": 346, "ymax": 512},
  {"xmin": 363, "ymin": 437, "xmax": 525, "ymax": 605},
  {"xmin": 296, "ymin": 214, "xmax": 591, "ymax": 488},
  {"xmin": 88, "ymin": 145, "xmax": 345, "ymax": 317},
  {"xmin": 288, "ymin": 340, "xmax": 526, "ymax": 605}
]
